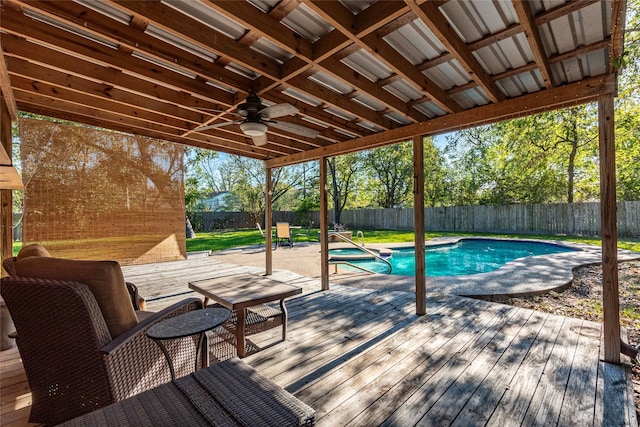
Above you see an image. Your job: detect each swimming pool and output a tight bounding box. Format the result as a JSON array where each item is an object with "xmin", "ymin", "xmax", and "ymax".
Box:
[{"xmin": 330, "ymin": 239, "xmax": 578, "ymax": 276}]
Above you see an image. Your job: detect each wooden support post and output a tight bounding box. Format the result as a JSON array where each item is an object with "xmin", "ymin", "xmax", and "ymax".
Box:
[
  {"xmin": 598, "ymin": 94, "xmax": 620, "ymax": 363},
  {"xmin": 0, "ymin": 95, "xmax": 13, "ymax": 270},
  {"xmin": 265, "ymin": 165, "xmax": 273, "ymax": 276},
  {"xmin": 413, "ymin": 136, "xmax": 426, "ymax": 315},
  {"xmin": 319, "ymin": 157, "xmax": 329, "ymax": 291}
]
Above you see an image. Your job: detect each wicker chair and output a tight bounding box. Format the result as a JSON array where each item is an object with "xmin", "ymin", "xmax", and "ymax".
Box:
[{"xmin": 0, "ymin": 275, "xmax": 205, "ymax": 426}]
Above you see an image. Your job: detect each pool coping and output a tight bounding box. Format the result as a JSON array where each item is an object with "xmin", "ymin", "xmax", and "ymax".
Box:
[
  {"xmin": 209, "ymin": 237, "xmax": 640, "ymax": 297},
  {"xmin": 326, "ymin": 237, "xmax": 640, "ymax": 297}
]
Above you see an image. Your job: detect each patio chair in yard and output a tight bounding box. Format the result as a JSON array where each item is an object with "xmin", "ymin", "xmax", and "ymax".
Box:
[
  {"xmin": 0, "ymin": 245, "xmax": 205, "ymax": 426},
  {"xmin": 276, "ymin": 222, "xmax": 293, "ymax": 248}
]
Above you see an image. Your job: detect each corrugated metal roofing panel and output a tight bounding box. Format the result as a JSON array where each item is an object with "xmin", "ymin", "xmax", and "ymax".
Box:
[
  {"xmin": 497, "ymin": 70, "xmax": 544, "ymax": 97},
  {"xmin": 423, "ymin": 61, "xmax": 472, "ymax": 91},
  {"xmin": 383, "ymin": 20, "xmax": 445, "ymax": 65},
  {"xmin": 438, "ymin": 1, "xmax": 517, "ymax": 43},
  {"xmin": 495, "ymin": 33, "xmax": 534, "ymax": 69},
  {"xmin": 340, "ymin": 0, "xmax": 377, "ymax": 14},
  {"xmin": 357, "ymin": 121, "xmax": 384, "ymax": 132},
  {"xmin": 383, "ymin": 80, "xmax": 424, "ymax": 103},
  {"xmin": 474, "ymin": 35, "xmax": 533, "ymax": 76},
  {"xmin": 324, "ymin": 106, "xmax": 357, "ymax": 121},
  {"xmin": 246, "ymin": 0, "xmax": 277, "ymax": 14},
  {"xmin": 23, "ymin": 8, "xmax": 120, "ymax": 50},
  {"xmin": 145, "ymin": 24, "xmax": 219, "ymax": 62},
  {"xmin": 450, "ymin": 88, "xmax": 491, "ymax": 109},
  {"xmin": 308, "ymin": 71, "xmax": 353, "ymax": 95},
  {"xmin": 281, "ymin": 88, "xmax": 323, "ymax": 107},
  {"xmin": 281, "ymin": 3, "xmax": 333, "ymax": 42},
  {"xmin": 132, "ymin": 51, "xmax": 196, "ymax": 78},
  {"xmin": 439, "ymin": 1, "xmax": 485, "ymax": 43},
  {"xmin": 351, "ymin": 94, "xmax": 386, "ymax": 112},
  {"xmin": 341, "ymin": 50, "xmax": 393, "ymax": 82},
  {"xmin": 412, "ymin": 102, "xmax": 438, "ymax": 119},
  {"xmin": 162, "ymin": 1, "xmax": 246, "ymax": 40},
  {"xmin": 74, "ymin": 0, "xmax": 132, "ymax": 25},
  {"xmin": 385, "ymin": 112, "xmax": 413, "ymax": 126},
  {"xmin": 250, "ymin": 38, "xmax": 293, "ymax": 64},
  {"xmin": 224, "ymin": 62, "xmax": 258, "ymax": 80}
]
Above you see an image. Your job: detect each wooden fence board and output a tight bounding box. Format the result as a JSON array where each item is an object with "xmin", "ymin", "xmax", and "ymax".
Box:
[{"xmin": 189, "ymin": 202, "xmax": 639, "ymax": 236}]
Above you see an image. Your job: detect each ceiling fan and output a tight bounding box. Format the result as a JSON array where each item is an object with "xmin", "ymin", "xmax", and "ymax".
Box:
[{"xmin": 193, "ymin": 93, "xmax": 319, "ymax": 146}]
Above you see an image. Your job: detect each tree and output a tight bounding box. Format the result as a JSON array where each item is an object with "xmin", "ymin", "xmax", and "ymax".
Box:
[
  {"xmin": 423, "ymin": 137, "xmax": 448, "ymax": 207},
  {"xmin": 327, "ymin": 153, "xmax": 363, "ymax": 226},
  {"xmin": 614, "ymin": 0, "xmax": 640, "ymax": 200},
  {"xmin": 363, "ymin": 142, "xmax": 413, "ymax": 208}
]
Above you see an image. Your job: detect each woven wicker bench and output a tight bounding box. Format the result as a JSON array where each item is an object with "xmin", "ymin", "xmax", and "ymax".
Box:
[{"xmin": 59, "ymin": 357, "xmax": 315, "ymax": 426}]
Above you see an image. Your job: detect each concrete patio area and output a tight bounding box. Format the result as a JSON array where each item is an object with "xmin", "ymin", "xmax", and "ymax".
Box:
[{"xmin": 210, "ymin": 237, "xmax": 640, "ymax": 297}]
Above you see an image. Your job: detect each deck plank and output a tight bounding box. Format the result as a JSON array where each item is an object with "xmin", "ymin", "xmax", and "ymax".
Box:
[
  {"xmin": 342, "ymin": 302, "xmax": 521, "ymax": 427},
  {"xmin": 485, "ymin": 313, "xmax": 566, "ymax": 426},
  {"xmin": 447, "ymin": 310, "xmax": 548, "ymax": 426},
  {"xmin": 0, "ymin": 256, "xmax": 635, "ymax": 427}
]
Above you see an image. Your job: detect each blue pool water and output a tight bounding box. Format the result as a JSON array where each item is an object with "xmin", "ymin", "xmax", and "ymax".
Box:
[{"xmin": 330, "ymin": 239, "xmax": 577, "ymax": 276}]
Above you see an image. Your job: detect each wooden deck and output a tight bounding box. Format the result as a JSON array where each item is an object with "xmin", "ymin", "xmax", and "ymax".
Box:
[{"xmin": 1, "ymin": 255, "xmax": 636, "ymax": 426}]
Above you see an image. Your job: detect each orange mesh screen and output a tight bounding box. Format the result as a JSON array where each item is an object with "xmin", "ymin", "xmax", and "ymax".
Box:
[{"xmin": 20, "ymin": 118, "xmax": 186, "ymax": 265}]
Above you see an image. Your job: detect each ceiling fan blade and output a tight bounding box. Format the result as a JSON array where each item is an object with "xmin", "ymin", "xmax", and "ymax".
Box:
[
  {"xmin": 251, "ymin": 133, "xmax": 268, "ymax": 146},
  {"xmin": 193, "ymin": 121, "xmax": 240, "ymax": 132},
  {"xmin": 260, "ymin": 103, "xmax": 298, "ymax": 119},
  {"xmin": 268, "ymin": 120, "xmax": 319, "ymax": 138}
]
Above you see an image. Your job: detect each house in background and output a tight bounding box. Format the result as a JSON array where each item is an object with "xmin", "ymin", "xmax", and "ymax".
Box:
[{"xmin": 199, "ymin": 191, "xmax": 235, "ymax": 212}]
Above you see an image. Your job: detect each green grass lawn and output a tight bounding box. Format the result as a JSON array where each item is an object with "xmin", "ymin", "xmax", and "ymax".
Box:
[
  {"xmin": 12, "ymin": 229, "xmax": 640, "ymax": 256},
  {"xmin": 185, "ymin": 229, "xmax": 640, "ymax": 253}
]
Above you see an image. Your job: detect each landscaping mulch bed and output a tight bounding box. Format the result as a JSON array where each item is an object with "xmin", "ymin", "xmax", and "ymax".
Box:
[{"xmin": 482, "ymin": 260, "xmax": 640, "ymax": 421}]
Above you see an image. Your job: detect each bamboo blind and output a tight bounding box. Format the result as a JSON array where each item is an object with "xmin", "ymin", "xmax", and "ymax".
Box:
[{"xmin": 20, "ymin": 119, "xmax": 186, "ymax": 265}]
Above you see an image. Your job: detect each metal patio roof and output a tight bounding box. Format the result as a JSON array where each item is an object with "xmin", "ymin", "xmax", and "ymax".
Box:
[{"xmin": 0, "ymin": 0, "xmax": 626, "ymax": 167}]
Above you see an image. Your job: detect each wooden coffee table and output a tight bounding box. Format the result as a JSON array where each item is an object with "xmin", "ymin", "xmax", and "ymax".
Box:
[{"xmin": 188, "ymin": 274, "xmax": 302, "ymax": 357}]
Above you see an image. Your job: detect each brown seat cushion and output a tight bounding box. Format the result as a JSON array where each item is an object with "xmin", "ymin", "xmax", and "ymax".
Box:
[
  {"xmin": 16, "ymin": 244, "xmax": 51, "ymax": 260},
  {"xmin": 14, "ymin": 257, "xmax": 138, "ymax": 338}
]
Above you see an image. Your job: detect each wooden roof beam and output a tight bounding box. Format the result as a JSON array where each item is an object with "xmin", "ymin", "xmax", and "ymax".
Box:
[
  {"xmin": 14, "ymin": 92, "xmax": 282, "ymax": 158},
  {"xmin": 208, "ymin": 1, "xmax": 419, "ymax": 125},
  {"xmin": 610, "ymin": 0, "xmax": 627, "ymax": 75},
  {"xmin": 8, "ymin": 0, "xmax": 253, "ymax": 95},
  {"xmin": 306, "ymin": 1, "xmax": 462, "ymax": 115},
  {"xmin": 0, "ymin": 9, "xmax": 238, "ymax": 107},
  {"xmin": 512, "ymin": 1, "xmax": 554, "ymax": 89},
  {"xmin": 108, "ymin": 0, "xmax": 282, "ymax": 81},
  {"xmin": 263, "ymin": 90, "xmax": 374, "ymax": 137},
  {"xmin": 407, "ymin": 1, "xmax": 506, "ymax": 104},
  {"xmin": 266, "ymin": 73, "xmax": 616, "ymax": 168},
  {"xmin": 0, "ymin": 45, "xmax": 18, "ymax": 121}
]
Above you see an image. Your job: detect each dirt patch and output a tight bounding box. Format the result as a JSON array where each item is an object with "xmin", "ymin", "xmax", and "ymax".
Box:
[{"xmin": 482, "ymin": 260, "xmax": 640, "ymax": 420}]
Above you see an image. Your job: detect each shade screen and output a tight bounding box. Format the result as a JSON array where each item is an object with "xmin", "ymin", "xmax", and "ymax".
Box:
[{"xmin": 20, "ymin": 119, "xmax": 186, "ymax": 265}]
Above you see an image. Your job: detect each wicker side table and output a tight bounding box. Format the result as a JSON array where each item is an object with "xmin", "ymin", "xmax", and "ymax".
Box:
[{"xmin": 146, "ymin": 306, "xmax": 230, "ymax": 379}]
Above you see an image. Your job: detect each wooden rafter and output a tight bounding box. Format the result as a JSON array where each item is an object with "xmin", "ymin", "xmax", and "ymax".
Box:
[
  {"xmin": 407, "ymin": 1, "xmax": 506, "ymax": 104},
  {"xmin": 0, "ymin": 44, "xmax": 18, "ymax": 122},
  {"xmin": 512, "ymin": 1, "xmax": 554, "ymax": 89},
  {"xmin": 0, "ymin": 0, "xmax": 623, "ymax": 162},
  {"xmin": 305, "ymin": 1, "xmax": 463, "ymax": 114},
  {"xmin": 267, "ymin": 73, "xmax": 616, "ymax": 168},
  {"xmin": 207, "ymin": 0, "xmax": 423, "ymax": 124}
]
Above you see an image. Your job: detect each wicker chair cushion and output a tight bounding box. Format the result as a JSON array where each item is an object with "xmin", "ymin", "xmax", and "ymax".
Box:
[
  {"xmin": 16, "ymin": 243, "xmax": 51, "ymax": 260},
  {"xmin": 14, "ymin": 257, "xmax": 138, "ymax": 338}
]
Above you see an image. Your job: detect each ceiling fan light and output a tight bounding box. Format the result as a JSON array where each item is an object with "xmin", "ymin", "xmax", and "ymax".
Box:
[{"xmin": 240, "ymin": 122, "xmax": 267, "ymax": 136}]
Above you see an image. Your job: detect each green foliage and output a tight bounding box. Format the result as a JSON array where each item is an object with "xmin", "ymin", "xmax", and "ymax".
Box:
[
  {"xmin": 12, "ymin": 230, "xmax": 639, "ymax": 256},
  {"xmin": 327, "ymin": 153, "xmax": 365, "ymax": 225},
  {"xmin": 362, "ymin": 141, "xmax": 413, "ymax": 208}
]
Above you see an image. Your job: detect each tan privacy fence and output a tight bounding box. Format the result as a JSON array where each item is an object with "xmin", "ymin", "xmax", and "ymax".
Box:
[
  {"xmin": 196, "ymin": 201, "xmax": 639, "ymax": 237},
  {"xmin": 20, "ymin": 119, "xmax": 186, "ymax": 265}
]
